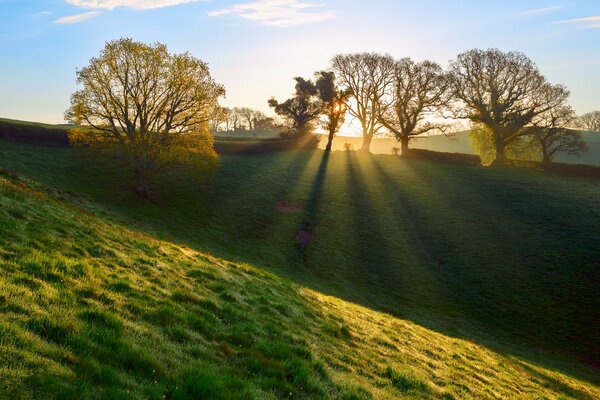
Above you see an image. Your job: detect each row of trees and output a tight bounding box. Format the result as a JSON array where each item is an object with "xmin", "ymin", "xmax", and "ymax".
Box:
[
  {"xmin": 575, "ymin": 111, "xmax": 600, "ymax": 132},
  {"xmin": 67, "ymin": 39, "xmax": 597, "ymax": 196},
  {"xmin": 272, "ymin": 49, "xmax": 592, "ymax": 165},
  {"xmin": 210, "ymin": 106, "xmax": 281, "ymax": 132}
]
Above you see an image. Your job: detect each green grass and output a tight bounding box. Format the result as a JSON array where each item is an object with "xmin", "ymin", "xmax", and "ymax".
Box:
[{"xmin": 0, "ymin": 140, "xmax": 599, "ymax": 398}]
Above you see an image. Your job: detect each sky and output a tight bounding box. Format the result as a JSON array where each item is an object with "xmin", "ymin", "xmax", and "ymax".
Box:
[{"xmin": 0, "ymin": 0, "xmax": 599, "ymax": 131}]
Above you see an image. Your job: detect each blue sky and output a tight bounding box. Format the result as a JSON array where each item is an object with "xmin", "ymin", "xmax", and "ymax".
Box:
[{"xmin": 0, "ymin": 0, "xmax": 598, "ymax": 126}]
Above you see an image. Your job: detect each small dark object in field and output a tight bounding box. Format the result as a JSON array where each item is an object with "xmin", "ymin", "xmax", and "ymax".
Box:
[
  {"xmin": 391, "ymin": 147, "xmax": 400, "ymax": 156},
  {"xmin": 276, "ymin": 201, "xmax": 304, "ymax": 213},
  {"xmin": 344, "ymin": 143, "xmax": 353, "ymax": 151},
  {"xmin": 0, "ymin": 167, "xmax": 20, "ymax": 181},
  {"xmin": 296, "ymin": 229, "xmax": 313, "ymax": 249}
]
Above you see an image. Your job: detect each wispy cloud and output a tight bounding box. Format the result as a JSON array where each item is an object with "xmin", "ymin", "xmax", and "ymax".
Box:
[
  {"xmin": 517, "ymin": 5, "xmax": 565, "ymax": 16},
  {"xmin": 64, "ymin": 0, "xmax": 200, "ymax": 10},
  {"xmin": 55, "ymin": 11, "xmax": 100, "ymax": 24},
  {"xmin": 560, "ymin": 15, "xmax": 600, "ymax": 28},
  {"xmin": 55, "ymin": 0, "xmax": 200, "ymax": 25},
  {"xmin": 209, "ymin": 0, "xmax": 335, "ymax": 27}
]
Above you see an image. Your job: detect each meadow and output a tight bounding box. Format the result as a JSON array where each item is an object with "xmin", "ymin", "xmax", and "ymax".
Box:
[{"xmin": 0, "ymin": 138, "xmax": 599, "ymax": 398}]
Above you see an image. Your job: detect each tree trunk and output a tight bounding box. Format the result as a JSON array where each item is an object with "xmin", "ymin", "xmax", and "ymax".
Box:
[
  {"xmin": 492, "ymin": 140, "xmax": 507, "ymax": 166},
  {"xmin": 134, "ymin": 165, "xmax": 150, "ymax": 199},
  {"xmin": 542, "ymin": 153, "xmax": 551, "ymax": 164},
  {"xmin": 400, "ymin": 137, "xmax": 409, "ymax": 156},
  {"xmin": 360, "ymin": 133, "xmax": 373, "ymax": 153},
  {"xmin": 325, "ymin": 130, "xmax": 335, "ymax": 152}
]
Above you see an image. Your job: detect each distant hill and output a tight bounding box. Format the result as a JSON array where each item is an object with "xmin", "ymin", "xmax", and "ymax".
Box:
[
  {"xmin": 0, "ymin": 117, "xmax": 75, "ymax": 130},
  {"xmin": 2, "ymin": 118, "xmax": 599, "ymax": 166}
]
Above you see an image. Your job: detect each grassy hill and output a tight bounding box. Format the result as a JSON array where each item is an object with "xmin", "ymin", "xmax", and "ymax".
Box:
[{"xmin": 0, "ymin": 139, "xmax": 599, "ymax": 398}]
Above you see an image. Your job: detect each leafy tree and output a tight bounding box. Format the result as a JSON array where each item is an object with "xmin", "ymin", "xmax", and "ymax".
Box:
[
  {"xmin": 67, "ymin": 38, "xmax": 224, "ymax": 198},
  {"xmin": 268, "ymin": 77, "xmax": 322, "ymax": 138},
  {"xmin": 378, "ymin": 58, "xmax": 450, "ymax": 155},
  {"xmin": 449, "ymin": 49, "xmax": 569, "ymax": 165},
  {"xmin": 575, "ymin": 111, "xmax": 600, "ymax": 132},
  {"xmin": 530, "ymin": 105, "xmax": 587, "ymax": 163},
  {"xmin": 469, "ymin": 124, "xmax": 537, "ymax": 166},
  {"xmin": 314, "ymin": 71, "xmax": 349, "ymax": 152},
  {"xmin": 332, "ymin": 53, "xmax": 396, "ymax": 152}
]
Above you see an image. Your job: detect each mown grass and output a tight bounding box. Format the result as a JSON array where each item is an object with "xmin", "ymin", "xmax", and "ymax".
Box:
[{"xmin": 0, "ymin": 140, "xmax": 599, "ymax": 398}]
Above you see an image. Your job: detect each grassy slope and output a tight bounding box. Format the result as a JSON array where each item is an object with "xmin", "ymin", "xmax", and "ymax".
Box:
[
  {"xmin": 0, "ymin": 117, "xmax": 74, "ymax": 131},
  {"xmin": 0, "ymin": 140, "xmax": 599, "ymax": 398}
]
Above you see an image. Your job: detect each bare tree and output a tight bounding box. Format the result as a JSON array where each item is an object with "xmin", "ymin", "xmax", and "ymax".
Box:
[
  {"xmin": 530, "ymin": 105, "xmax": 587, "ymax": 163},
  {"xmin": 251, "ymin": 110, "xmax": 268, "ymax": 131},
  {"xmin": 229, "ymin": 108, "xmax": 244, "ymax": 131},
  {"xmin": 332, "ymin": 53, "xmax": 396, "ymax": 152},
  {"xmin": 238, "ymin": 107, "xmax": 257, "ymax": 130},
  {"xmin": 67, "ymin": 38, "xmax": 224, "ymax": 197},
  {"xmin": 210, "ymin": 106, "xmax": 230, "ymax": 133},
  {"xmin": 575, "ymin": 111, "xmax": 600, "ymax": 132},
  {"xmin": 378, "ymin": 58, "xmax": 450, "ymax": 155},
  {"xmin": 449, "ymin": 49, "xmax": 569, "ymax": 165}
]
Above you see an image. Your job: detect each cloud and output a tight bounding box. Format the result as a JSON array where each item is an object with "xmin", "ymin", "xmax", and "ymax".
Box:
[
  {"xmin": 208, "ymin": 0, "xmax": 335, "ymax": 27},
  {"xmin": 65, "ymin": 0, "xmax": 199, "ymax": 10},
  {"xmin": 517, "ymin": 5, "xmax": 565, "ymax": 16},
  {"xmin": 560, "ymin": 15, "xmax": 600, "ymax": 28},
  {"xmin": 55, "ymin": 11, "xmax": 100, "ymax": 24}
]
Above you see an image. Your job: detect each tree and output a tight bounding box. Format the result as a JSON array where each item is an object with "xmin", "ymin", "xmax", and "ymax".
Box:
[
  {"xmin": 228, "ymin": 108, "xmax": 245, "ymax": 131},
  {"xmin": 378, "ymin": 58, "xmax": 450, "ymax": 155},
  {"xmin": 449, "ymin": 49, "xmax": 569, "ymax": 165},
  {"xmin": 314, "ymin": 71, "xmax": 349, "ymax": 152},
  {"xmin": 210, "ymin": 106, "xmax": 230, "ymax": 133},
  {"xmin": 575, "ymin": 111, "xmax": 600, "ymax": 132},
  {"xmin": 268, "ymin": 77, "xmax": 322, "ymax": 138},
  {"xmin": 67, "ymin": 38, "xmax": 224, "ymax": 198},
  {"xmin": 530, "ymin": 105, "xmax": 587, "ymax": 163},
  {"xmin": 238, "ymin": 107, "xmax": 256, "ymax": 130},
  {"xmin": 332, "ymin": 53, "xmax": 396, "ymax": 152}
]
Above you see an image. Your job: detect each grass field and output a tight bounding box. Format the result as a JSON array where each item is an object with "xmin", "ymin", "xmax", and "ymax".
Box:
[{"xmin": 0, "ymin": 139, "xmax": 599, "ymax": 398}]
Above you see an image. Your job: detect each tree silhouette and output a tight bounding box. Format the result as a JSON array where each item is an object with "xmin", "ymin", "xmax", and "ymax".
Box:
[
  {"xmin": 332, "ymin": 53, "xmax": 396, "ymax": 152},
  {"xmin": 268, "ymin": 77, "xmax": 321, "ymax": 138},
  {"xmin": 378, "ymin": 58, "xmax": 450, "ymax": 155},
  {"xmin": 315, "ymin": 71, "xmax": 349, "ymax": 152}
]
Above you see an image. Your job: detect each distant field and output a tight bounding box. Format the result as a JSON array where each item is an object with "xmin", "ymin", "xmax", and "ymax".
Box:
[{"xmin": 322, "ymin": 132, "xmax": 600, "ymax": 166}]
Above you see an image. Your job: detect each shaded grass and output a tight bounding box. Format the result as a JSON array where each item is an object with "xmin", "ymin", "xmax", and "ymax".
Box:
[{"xmin": 0, "ymin": 140, "xmax": 599, "ymax": 398}]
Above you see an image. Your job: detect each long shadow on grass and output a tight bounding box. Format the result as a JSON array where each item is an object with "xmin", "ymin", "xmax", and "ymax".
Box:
[
  {"xmin": 408, "ymin": 160, "xmax": 600, "ymax": 367},
  {"xmin": 370, "ymin": 156, "xmax": 600, "ymax": 383}
]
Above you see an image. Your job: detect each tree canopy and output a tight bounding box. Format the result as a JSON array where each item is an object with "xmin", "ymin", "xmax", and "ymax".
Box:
[{"xmin": 268, "ymin": 77, "xmax": 322, "ymax": 138}]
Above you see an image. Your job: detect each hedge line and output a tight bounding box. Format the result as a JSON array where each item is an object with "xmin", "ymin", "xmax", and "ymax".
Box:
[{"xmin": 0, "ymin": 120, "xmax": 69, "ymax": 146}]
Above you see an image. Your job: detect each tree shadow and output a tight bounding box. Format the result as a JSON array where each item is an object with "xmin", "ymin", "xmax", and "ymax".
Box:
[{"xmin": 368, "ymin": 156, "xmax": 600, "ymax": 383}]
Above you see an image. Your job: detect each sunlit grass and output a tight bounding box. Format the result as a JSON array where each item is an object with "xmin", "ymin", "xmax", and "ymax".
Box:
[{"xmin": 0, "ymin": 140, "xmax": 599, "ymax": 398}]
